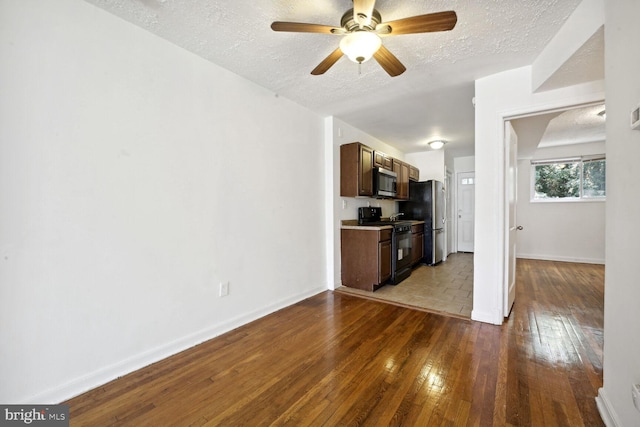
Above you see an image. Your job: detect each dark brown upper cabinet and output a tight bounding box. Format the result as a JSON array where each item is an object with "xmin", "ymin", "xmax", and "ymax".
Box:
[
  {"xmin": 340, "ymin": 142, "xmax": 374, "ymax": 197},
  {"xmin": 393, "ymin": 159, "xmax": 410, "ymax": 200},
  {"xmin": 373, "ymin": 151, "xmax": 394, "ymax": 170},
  {"xmin": 340, "ymin": 142, "xmax": 418, "ymax": 200}
]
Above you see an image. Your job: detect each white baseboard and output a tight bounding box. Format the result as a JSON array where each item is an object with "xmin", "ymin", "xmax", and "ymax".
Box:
[
  {"xmin": 517, "ymin": 253, "xmax": 605, "ymax": 265},
  {"xmin": 24, "ymin": 286, "xmax": 327, "ymax": 404},
  {"xmin": 471, "ymin": 308, "xmax": 503, "ymax": 325},
  {"xmin": 596, "ymin": 388, "xmax": 621, "ymax": 427}
]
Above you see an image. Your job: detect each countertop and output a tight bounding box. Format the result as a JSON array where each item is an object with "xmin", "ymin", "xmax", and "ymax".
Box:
[{"xmin": 340, "ymin": 219, "xmax": 424, "ymax": 230}]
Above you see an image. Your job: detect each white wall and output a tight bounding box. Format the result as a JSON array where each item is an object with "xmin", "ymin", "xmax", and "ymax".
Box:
[
  {"xmin": 473, "ymin": 66, "xmax": 604, "ymax": 324},
  {"xmin": 328, "ymin": 118, "xmax": 401, "ymax": 289},
  {"xmin": 405, "ymin": 151, "xmax": 445, "ymax": 182},
  {"xmin": 0, "ymin": 0, "xmax": 327, "ymax": 403},
  {"xmin": 454, "ymin": 156, "xmax": 475, "ymax": 174},
  {"xmin": 516, "ymin": 142, "xmax": 605, "ymax": 264},
  {"xmin": 598, "ymin": 0, "xmax": 640, "ymax": 425}
]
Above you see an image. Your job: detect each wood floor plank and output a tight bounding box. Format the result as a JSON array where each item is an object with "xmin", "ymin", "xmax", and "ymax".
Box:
[{"xmin": 65, "ymin": 257, "xmax": 604, "ymax": 426}]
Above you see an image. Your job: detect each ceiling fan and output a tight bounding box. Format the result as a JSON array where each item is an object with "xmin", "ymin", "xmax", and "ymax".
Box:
[{"xmin": 271, "ymin": 0, "xmax": 457, "ymax": 77}]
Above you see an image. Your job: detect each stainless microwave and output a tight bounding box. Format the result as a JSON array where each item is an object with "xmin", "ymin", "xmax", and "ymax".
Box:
[{"xmin": 374, "ymin": 167, "xmax": 397, "ymax": 198}]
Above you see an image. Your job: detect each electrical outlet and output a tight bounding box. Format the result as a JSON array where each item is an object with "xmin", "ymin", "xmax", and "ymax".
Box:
[
  {"xmin": 632, "ymin": 384, "xmax": 640, "ymax": 412},
  {"xmin": 219, "ymin": 282, "xmax": 229, "ymax": 297}
]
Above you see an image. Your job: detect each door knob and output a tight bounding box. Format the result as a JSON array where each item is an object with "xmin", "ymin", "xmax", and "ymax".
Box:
[{"xmin": 516, "ymin": 226, "xmax": 523, "ymax": 230}]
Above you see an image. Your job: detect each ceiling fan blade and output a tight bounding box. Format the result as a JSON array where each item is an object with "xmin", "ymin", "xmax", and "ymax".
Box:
[
  {"xmin": 373, "ymin": 45, "xmax": 406, "ymax": 77},
  {"xmin": 311, "ymin": 47, "xmax": 344, "ymax": 75},
  {"xmin": 353, "ymin": 0, "xmax": 376, "ymax": 27},
  {"xmin": 271, "ymin": 22, "xmax": 344, "ymax": 34},
  {"xmin": 381, "ymin": 11, "xmax": 457, "ymax": 35}
]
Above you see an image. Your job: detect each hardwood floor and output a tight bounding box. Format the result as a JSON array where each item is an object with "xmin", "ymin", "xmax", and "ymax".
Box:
[{"xmin": 65, "ymin": 259, "xmax": 604, "ymax": 426}]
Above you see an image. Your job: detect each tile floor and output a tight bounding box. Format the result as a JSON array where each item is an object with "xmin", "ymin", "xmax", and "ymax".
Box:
[{"xmin": 336, "ymin": 252, "xmax": 473, "ymax": 318}]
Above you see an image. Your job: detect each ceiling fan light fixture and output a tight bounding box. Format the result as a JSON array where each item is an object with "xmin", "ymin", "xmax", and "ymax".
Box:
[
  {"xmin": 339, "ymin": 31, "xmax": 382, "ymax": 64},
  {"xmin": 429, "ymin": 140, "xmax": 446, "ymax": 150}
]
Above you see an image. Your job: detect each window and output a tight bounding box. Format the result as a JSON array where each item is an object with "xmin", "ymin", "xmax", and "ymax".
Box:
[{"xmin": 531, "ymin": 155, "xmax": 606, "ymax": 201}]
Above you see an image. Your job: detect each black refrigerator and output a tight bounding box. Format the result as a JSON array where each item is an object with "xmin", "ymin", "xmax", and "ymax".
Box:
[{"xmin": 398, "ymin": 180, "xmax": 445, "ymax": 265}]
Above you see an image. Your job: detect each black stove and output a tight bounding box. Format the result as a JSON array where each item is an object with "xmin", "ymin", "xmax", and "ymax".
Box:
[
  {"xmin": 357, "ymin": 207, "xmax": 413, "ymax": 285},
  {"xmin": 358, "ymin": 207, "xmax": 411, "ymax": 229}
]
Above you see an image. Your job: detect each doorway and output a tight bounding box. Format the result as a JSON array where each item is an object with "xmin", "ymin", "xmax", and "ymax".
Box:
[{"xmin": 503, "ymin": 102, "xmax": 606, "ymax": 318}]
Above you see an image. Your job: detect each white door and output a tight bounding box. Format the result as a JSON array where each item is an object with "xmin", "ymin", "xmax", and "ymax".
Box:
[
  {"xmin": 504, "ymin": 121, "xmax": 518, "ymax": 317},
  {"xmin": 457, "ymin": 172, "xmax": 475, "ymax": 252}
]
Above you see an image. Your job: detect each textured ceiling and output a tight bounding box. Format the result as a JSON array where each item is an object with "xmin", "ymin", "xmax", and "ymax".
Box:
[
  {"xmin": 84, "ymin": 0, "xmax": 592, "ymax": 157},
  {"xmin": 539, "ymin": 103, "xmax": 606, "ymax": 147},
  {"xmin": 512, "ymin": 103, "xmax": 606, "ymax": 159}
]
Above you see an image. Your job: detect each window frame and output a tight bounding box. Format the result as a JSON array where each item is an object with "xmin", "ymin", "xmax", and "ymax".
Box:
[{"xmin": 530, "ymin": 155, "xmax": 606, "ymax": 203}]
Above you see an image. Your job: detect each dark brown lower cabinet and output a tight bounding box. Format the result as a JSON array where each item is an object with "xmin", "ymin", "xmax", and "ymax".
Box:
[
  {"xmin": 411, "ymin": 223, "xmax": 424, "ymax": 266},
  {"xmin": 341, "ymin": 228, "xmax": 392, "ymax": 291}
]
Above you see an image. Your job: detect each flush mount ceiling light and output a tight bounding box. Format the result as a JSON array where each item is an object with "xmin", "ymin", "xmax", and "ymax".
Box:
[
  {"xmin": 339, "ymin": 31, "xmax": 382, "ymax": 64},
  {"xmin": 429, "ymin": 140, "xmax": 446, "ymax": 150}
]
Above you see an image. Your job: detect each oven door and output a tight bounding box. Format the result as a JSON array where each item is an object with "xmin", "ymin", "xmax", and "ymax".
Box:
[
  {"xmin": 395, "ymin": 231, "xmax": 412, "ymax": 270},
  {"xmin": 391, "ymin": 228, "xmax": 412, "ymax": 284}
]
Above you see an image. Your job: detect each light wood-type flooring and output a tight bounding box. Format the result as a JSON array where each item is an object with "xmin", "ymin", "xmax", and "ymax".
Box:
[
  {"xmin": 65, "ymin": 259, "xmax": 604, "ymax": 426},
  {"xmin": 337, "ymin": 253, "xmax": 474, "ymax": 318}
]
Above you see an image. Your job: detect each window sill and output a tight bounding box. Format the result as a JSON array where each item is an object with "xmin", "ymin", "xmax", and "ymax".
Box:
[{"xmin": 530, "ymin": 198, "xmax": 606, "ymax": 204}]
